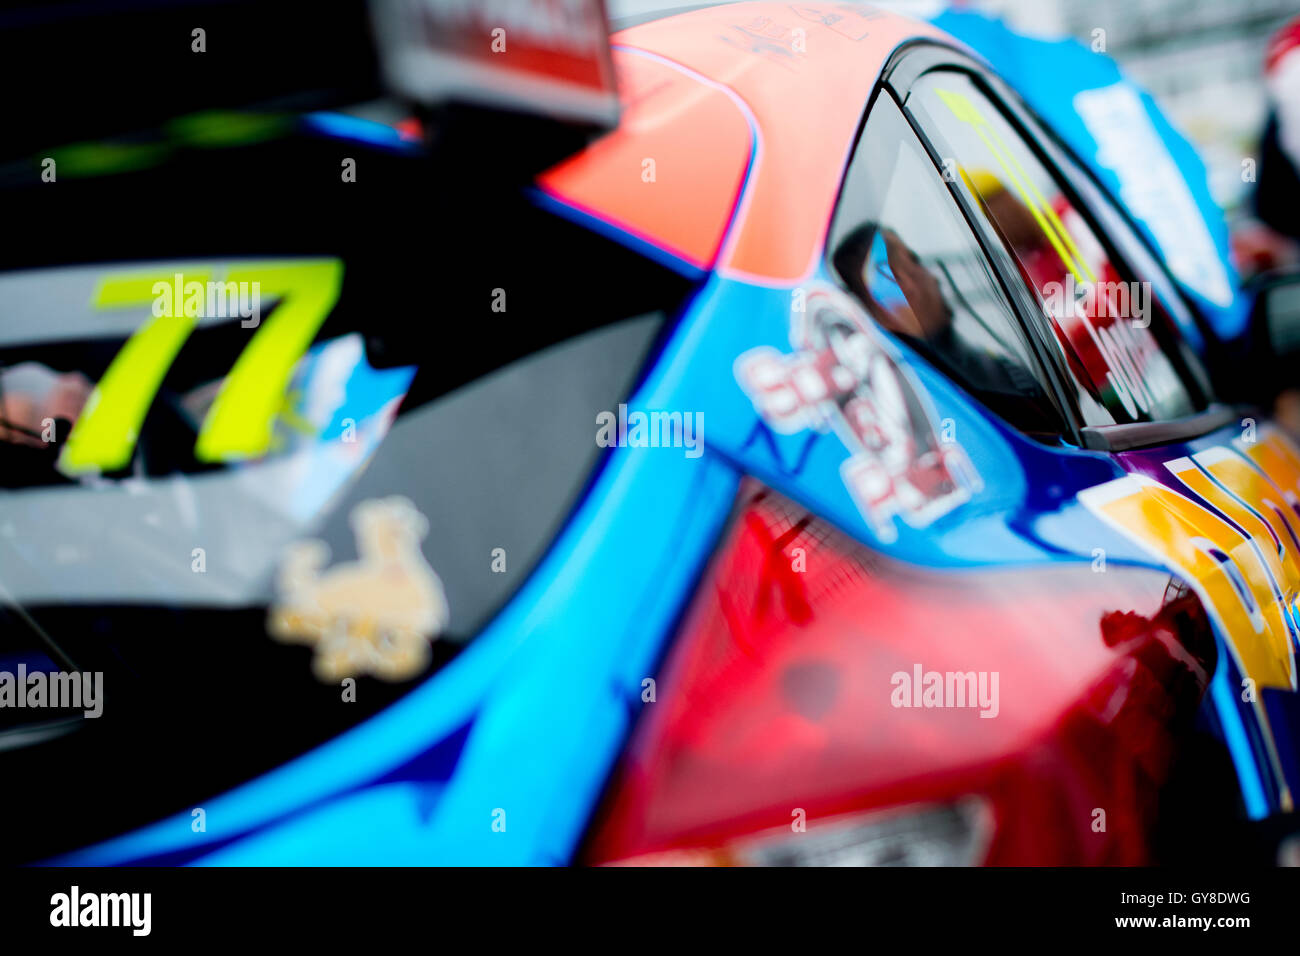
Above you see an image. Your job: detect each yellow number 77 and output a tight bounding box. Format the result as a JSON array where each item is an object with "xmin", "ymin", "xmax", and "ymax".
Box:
[{"xmin": 58, "ymin": 259, "xmax": 344, "ymax": 476}]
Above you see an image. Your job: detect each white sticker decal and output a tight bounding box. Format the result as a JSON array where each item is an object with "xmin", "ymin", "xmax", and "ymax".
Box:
[
  {"xmin": 1074, "ymin": 83, "xmax": 1233, "ymax": 307},
  {"xmin": 735, "ymin": 286, "xmax": 980, "ymax": 542}
]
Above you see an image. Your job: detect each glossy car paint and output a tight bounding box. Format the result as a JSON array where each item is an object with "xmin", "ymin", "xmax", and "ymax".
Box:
[{"xmin": 52, "ymin": 3, "xmax": 1294, "ymax": 863}]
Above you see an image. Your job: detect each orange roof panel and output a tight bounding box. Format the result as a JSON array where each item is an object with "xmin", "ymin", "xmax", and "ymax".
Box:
[{"xmin": 538, "ymin": 2, "xmax": 955, "ymax": 281}]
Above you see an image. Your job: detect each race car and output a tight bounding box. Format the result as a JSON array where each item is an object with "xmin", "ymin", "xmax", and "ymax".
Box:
[{"xmin": 4, "ymin": 0, "xmax": 1300, "ymax": 866}]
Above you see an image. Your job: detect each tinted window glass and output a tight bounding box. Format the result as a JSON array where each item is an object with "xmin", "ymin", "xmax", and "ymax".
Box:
[
  {"xmin": 830, "ymin": 94, "xmax": 1065, "ymax": 438},
  {"xmin": 0, "ymin": 128, "xmax": 689, "ymax": 862},
  {"xmin": 908, "ymin": 71, "xmax": 1203, "ymax": 427}
]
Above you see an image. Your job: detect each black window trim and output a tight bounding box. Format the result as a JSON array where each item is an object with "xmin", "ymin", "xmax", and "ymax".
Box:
[
  {"xmin": 978, "ymin": 68, "xmax": 1220, "ymax": 365},
  {"xmin": 886, "ymin": 50, "xmax": 1092, "ymax": 438},
  {"xmin": 826, "ymin": 52, "xmax": 1080, "ymax": 446},
  {"xmin": 1078, "ymin": 404, "xmax": 1239, "ymax": 452},
  {"xmin": 968, "ymin": 67, "xmax": 1218, "ymax": 410},
  {"xmin": 879, "ymin": 42, "xmax": 1223, "ymax": 451}
]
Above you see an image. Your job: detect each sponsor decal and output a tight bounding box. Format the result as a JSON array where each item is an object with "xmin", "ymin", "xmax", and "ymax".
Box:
[
  {"xmin": 1078, "ymin": 426, "xmax": 1300, "ymax": 692},
  {"xmin": 1074, "ymin": 83, "xmax": 1234, "ymax": 308},
  {"xmin": 268, "ymin": 496, "xmax": 449, "ymax": 681},
  {"xmin": 735, "ymin": 285, "xmax": 979, "ymax": 542}
]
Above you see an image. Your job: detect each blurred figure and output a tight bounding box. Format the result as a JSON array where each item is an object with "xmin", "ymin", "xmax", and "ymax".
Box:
[
  {"xmin": 1243, "ymin": 15, "xmax": 1300, "ymax": 274},
  {"xmin": 836, "ymin": 226, "xmax": 952, "ymax": 340},
  {"xmin": 834, "ymin": 223, "xmax": 1033, "ymax": 396},
  {"xmin": 832, "ymin": 215, "xmax": 1061, "ymax": 435},
  {"xmin": 0, "ymin": 363, "xmax": 91, "ymax": 448},
  {"xmin": 1247, "ymin": 16, "xmax": 1300, "ymax": 441},
  {"xmin": 1258, "ymin": 14, "xmax": 1300, "ymax": 238}
]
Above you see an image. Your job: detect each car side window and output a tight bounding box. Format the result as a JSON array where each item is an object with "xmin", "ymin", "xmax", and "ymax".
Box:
[
  {"xmin": 906, "ymin": 71, "xmax": 1205, "ymax": 427},
  {"xmin": 828, "ymin": 93, "xmax": 1067, "ymax": 440}
]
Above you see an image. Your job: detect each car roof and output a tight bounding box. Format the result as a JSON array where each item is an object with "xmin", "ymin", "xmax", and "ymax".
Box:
[{"xmin": 538, "ymin": 1, "xmax": 956, "ymax": 281}]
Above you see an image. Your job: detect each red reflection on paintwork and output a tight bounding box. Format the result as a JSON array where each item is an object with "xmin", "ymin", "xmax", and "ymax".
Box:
[{"xmin": 585, "ymin": 483, "xmax": 1215, "ymax": 865}]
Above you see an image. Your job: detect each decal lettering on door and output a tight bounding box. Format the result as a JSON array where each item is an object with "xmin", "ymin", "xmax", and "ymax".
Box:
[{"xmin": 1079, "ymin": 426, "xmax": 1300, "ymax": 691}]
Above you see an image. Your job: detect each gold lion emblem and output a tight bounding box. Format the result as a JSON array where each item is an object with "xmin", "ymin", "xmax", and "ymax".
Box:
[{"xmin": 268, "ymin": 496, "xmax": 449, "ymax": 681}]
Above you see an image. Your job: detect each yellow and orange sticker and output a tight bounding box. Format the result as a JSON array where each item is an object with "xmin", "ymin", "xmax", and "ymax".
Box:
[{"xmin": 1079, "ymin": 427, "xmax": 1300, "ymax": 692}]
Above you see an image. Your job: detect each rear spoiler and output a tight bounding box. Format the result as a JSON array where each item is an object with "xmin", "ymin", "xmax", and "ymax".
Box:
[
  {"xmin": 370, "ymin": 0, "xmax": 618, "ymax": 128},
  {"xmin": 2, "ymin": 0, "xmax": 619, "ymax": 173},
  {"xmin": 371, "ymin": 0, "xmax": 620, "ymax": 177}
]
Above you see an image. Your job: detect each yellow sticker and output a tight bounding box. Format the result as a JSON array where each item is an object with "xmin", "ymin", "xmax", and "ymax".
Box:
[
  {"xmin": 1079, "ymin": 473, "xmax": 1295, "ymax": 690},
  {"xmin": 61, "ymin": 259, "xmax": 343, "ymax": 475}
]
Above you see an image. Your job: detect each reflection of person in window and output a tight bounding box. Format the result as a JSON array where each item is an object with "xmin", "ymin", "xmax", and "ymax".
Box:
[{"xmin": 833, "ymin": 223, "xmax": 1041, "ymax": 403}]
